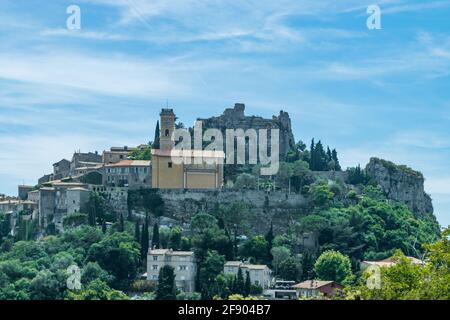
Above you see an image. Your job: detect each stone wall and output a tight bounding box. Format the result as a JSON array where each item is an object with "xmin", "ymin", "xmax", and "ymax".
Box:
[{"xmin": 156, "ymin": 189, "xmax": 308, "ymax": 235}]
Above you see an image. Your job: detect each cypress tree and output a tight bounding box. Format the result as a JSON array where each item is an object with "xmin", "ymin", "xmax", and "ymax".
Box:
[
  {"xmin": 244, "ymin": 271, "xmax": 251, "ymax": 296},
  {"xmin": 141, "ymin": 216, "xmax": 149, "ymax": 261},
  {"xmin": 119, "ymin": 213, "xmax": 124, "ymax": 232},
  {"xmin": 309, "ymin": 139, "xmax": 315, "ymax": 170},
  {"xmin": 315, "ymin": 140, "xmax": 327, "ymax": 171},
  {"xmin": 101, "ymin": 219, "xmax": 107, "ymax": 233},
  {"xmin": 152, "ymin": 222, "xmax": 160, "ymax": 249},
  {"xmin": 332, "ymin": 149, "xmax": 341, "ymax": 171},
  {"xmin": 265, "ymin": 223, "xmax": 274, "ymax": 263},
  {"xmin": 153, "ymin": 120, "xmax": 160, "ymax": 149},
  {"xmin": 134, "ymin": 221, "xmax": 141, "ymax": 243},
  {"xmin": 326, "ymin": 146, "xmax": 332, "ymax": 162},
  {"xmin": 236, "ymin": 268, "xmax": 245, "ymax": 295}
]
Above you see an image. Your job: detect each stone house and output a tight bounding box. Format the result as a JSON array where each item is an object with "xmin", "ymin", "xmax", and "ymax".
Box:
[
  {"xmin": 224, "ymin": 261, "xmax": 272, "ymax": 289},
  {"xmin": 147, "ymin": 249, "xmax": 197, "ymax": 293},
  {"xmin": 103, "ymin": 160, "xmax": 151, "ymax": 189}
]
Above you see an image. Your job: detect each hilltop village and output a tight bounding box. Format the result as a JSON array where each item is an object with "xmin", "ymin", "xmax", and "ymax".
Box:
[{"xmin": 0, "ymin": 103, "xmax": 443, "ymax": 300}]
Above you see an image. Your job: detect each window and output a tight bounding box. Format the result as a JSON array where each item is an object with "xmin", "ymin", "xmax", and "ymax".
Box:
[
  {"xmin": 152, "ymin": 275, "xmax": 157, "ymax": 280},
  {"xmin": 168, "ymin": 162, "xmax": 173, "ymax": 168},
  {"xmin": 152, "ymin": 265, "xmax": 158, "ymax": 270},
  {"xmin": 179, "ymin": 265, "xmax": 187, "ymax": 271},
  {"xmin": 165, "ymin": 129, "xmax": 170, "ymax": 136},
  {"xmin": 153, "ymin": 256, "xmax": 158, "ymax": 261}
]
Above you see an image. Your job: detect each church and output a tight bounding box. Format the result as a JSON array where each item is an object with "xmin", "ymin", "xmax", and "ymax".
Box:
[{"xmin": 151, "ymin": 108, "xmax": 224, "ymax": 189}]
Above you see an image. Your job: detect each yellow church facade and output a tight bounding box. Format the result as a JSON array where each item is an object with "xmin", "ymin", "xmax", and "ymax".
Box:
[{"xmin": 151, "ymin": 108, "xmax": 224, "ymax": 189}]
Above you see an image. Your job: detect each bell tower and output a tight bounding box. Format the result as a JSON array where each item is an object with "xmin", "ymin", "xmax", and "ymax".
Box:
[{"xmin": 159, "ymin": 108, "xmax": 175, "ymax": 151}]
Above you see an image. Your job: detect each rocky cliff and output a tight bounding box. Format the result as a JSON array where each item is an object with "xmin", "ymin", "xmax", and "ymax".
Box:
[
  {"xmin": 198, "ymin": 103, "xmax": 296, "ymax": 159},
  {"xmin": 365, "ymin": 158, "xmax": 433, "ymax": 216}
]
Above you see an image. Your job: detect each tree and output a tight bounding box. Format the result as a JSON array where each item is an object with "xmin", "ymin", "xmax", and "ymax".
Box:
[
  {"xmin": 240, "ymin": 236, "xmax": 270, "ymax": 264},
  {"xmin": 314, "ymin": 250, "xmax": 352, "ymax": 283},
  {"xmin": 265, "ymin": 223, "xmax": 274, "ymax": 262},
  {"xmin": 152, "ymin": 222, "xmax": 160, "ymax": 249},
  {"xmin": 332, "ymin": 149, "xmax": 341, "ymax": 171},
  {"xmin": 153, "ymin": 120, "xmax": 160, "ymax": 149},
  {"xmin": 309, "ymin": 183, "xmax": 334, "ymax": 207},
  {"xmin": 234, "ymin": 173, "xmax": 257, "ymax": 189},
  {"xmin": 119, "ymin": 213, "xmax": 124, "ymax": 232},
  {"xmin": 244, "ymin": 271, "xmax": 251, "ymax": 296},
  {"xmin": 156, "ymin": 265, "xmax": 176, "ymax": 300},
  {"xmin": 141, "ymin": 218, "xmax": 149, "ymax": 262},
  {"xmin": 67, "ymin": 279, "xmax": 128, "ymax": 300},
  {"xmin": 271, "ymin": 246, "xmax": 291, "ymax": 275},
  {"xmin": 87, "ymin": 232, "xmax": 140, "ymax": 287},
  {"xmin": 87, "ymin": 192, "xmax": 106, "ymax": 226},
  {"xmin": 236, "ymin": 268, "xmax": 245, "ymax": 294},
  {"xmin": 279, "ymin": 256, "xmax": 300, "ymax": 281},
  {"xmin": 198, "ymin": 250, "xmax": 225, "ymax": 299},
  {"xmin": 134, "ymin": 221, "xmax": 141, "ymax": 243}
]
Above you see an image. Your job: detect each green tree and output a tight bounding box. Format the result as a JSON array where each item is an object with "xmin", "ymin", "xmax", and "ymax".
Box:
[
  {"xmin": 156, "ymin": 265, "xmax": 176, "ymax": 300},
  {"xmin": 198, "ymin": 250, "xmax": 225, "ymax": 299},
  {"xmin": 134, "ymin": 221, "xmax": 140, "ymax": 243},
  {"xmin": 141, "ymin": 218, "xmax": 149, "ymax": 262},
  {"xmin": 240, "ymin": 236, "xmax": 270, "ymax": 264},
  {"xmin": 244, "ymin": 271, "xmax": 251, "ymax": 296},
  {"xmin": 279, "ymin": 256, "xmax": 300, "ymax": 281},
  {"xmin": 152, "ymin": 222, "xmax": 160, "ymax": 249},
  {"xmin": 153, "ymin": 120, "xmax": 160, "ymax": 149},
  {"xmin": 314, "ymin": 250, "xmax": 352, "ymax": 283},
  {"xmin": 271, "ymin": 246, "xmax": 291, "ymax": 275}
]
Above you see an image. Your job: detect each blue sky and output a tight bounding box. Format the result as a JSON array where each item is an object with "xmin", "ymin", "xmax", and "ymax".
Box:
[{"xmin": 0, "ymin": 0, "xmax": 449, "ymax": 226}]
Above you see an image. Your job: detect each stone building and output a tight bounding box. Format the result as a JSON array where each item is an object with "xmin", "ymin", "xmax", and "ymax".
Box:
[
  {"xmin": 152, "ymin": 108, "xmax": 224, "ymax": 189},
  {"xmin": 147, "ymin": 249, "xmax": 197, "ymax": 293},
  {"xmin": 18, "ymin": 185, "xmax": 33, "ymax": 200},
  {"xmin": 36, "ymin": 182, "xmax": 90, "ymax": 232},
  {"xmin": 103, "ymin": 160, "xmax": 151, "ymax": 188},
  {"xmin": 103, "ymin": 146, "xmax": 136, "ymax": 164},
  {"xmin": 224, "ymin": 261, "xmax": 272, "ymax": 289},
  {"xmin": 53, "ymin": 159, "xmax": 71, "ymax": 180},
  {"xmin": 70, "ymin": 151, "xmax": 102, "ymax": 175}
]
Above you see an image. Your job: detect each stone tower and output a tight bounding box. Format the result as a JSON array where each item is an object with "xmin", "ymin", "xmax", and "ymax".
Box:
[{"xmin": 159, "ymin": 108, "xmax": 175, "ymax": 151}]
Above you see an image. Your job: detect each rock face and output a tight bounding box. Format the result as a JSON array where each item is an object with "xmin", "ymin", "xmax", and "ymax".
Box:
[
  {"xmin": 198, "ymin": 103, "xmax": 296, "ymax": 159},
  {"xmin": 365, "ymin": 158, "xmax": 433, "ymax": 215}
]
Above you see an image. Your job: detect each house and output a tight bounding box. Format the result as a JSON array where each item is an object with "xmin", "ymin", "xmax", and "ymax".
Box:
[
  {"xmin": 224, "ymin": 261, "xmax": 272, "ymax": 289},
  {"xmin": 103, "ymin": 146, "xmax": 136, "ymax": 164},
  {"xmin": 151, "ymin": 108, "xmax": 224, "ymax": 189},
  {"xmin": 53, "ymin": 159, "xmax": 71, "ymax": 180},
  {"xmin": 361, "ymin": 256, "xmax": 424, "ymax": 269},
  {"xmin": 292, "ymin": 280, "xmax": 343, "ymax": 298},
  {"xmin": 147, "ymin": 249, "xmax": 197, "ymax": 293},
  {"xmin": 70, "ymin": 151, "xmax": 102, "ymax": 175},
  {"xmin": 103, "ymin": 160, "xmax": 151, "ymax": 188}
]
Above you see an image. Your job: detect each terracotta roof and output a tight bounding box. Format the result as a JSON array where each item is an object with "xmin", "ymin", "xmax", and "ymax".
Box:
[
  {"xmin": 105, "ymin": 160, "xmax": 151, "ymax": 167},
  {"xmin": 292, "ymin": 280, "xmax": 337, "ymax": 289},
  {"xmin": 152, "ymin": 149, "xmax": 224, "ymax": 158}
]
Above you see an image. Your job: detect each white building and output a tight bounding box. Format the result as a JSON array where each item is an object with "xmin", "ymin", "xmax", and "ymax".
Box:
[
  {"xmin": 224, "ymin": 261, "xmax": 272, "ymax": 289},
  {"xmin": 147, "ymin": 249, "xmax": 197, "ymax": 293}
]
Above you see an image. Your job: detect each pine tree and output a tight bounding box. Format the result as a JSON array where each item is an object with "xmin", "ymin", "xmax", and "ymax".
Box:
[
  {"xmin": 326, "ymin": 146, "xmax": 332, "ymax": 162},
  {"xmin": 141, "ymin": 216, "xmax": 149, "ymax": 262},
  {"xmin": 332, "ymin": 149, "xmax": 341, "ymax": 171},
  {"xmin": 244, "ymin": 271, "xmax": 251, "ymax": 296},
  {"xmin": 134, "ymin": 221, "xmax": 141, "ymax": 243},
  {"xmin": 153, "ymin": 120, "xmax": 160, "ymax": 149},
  {"xmin": 88, "ymin": 209, "xmax": 95, "ymax": 226},
  {"xmin": 101, "ymin": 219, "xmax": 107, "ymax": 233},
  {"xmin": 152, "ymin": 222, "xmax": 160, "ymax": 249}
]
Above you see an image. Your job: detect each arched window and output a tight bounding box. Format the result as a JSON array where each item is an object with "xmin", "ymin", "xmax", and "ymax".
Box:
[{"xmin": 165, "ymin": 129, "xmax": 170, "ymax": 136}]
